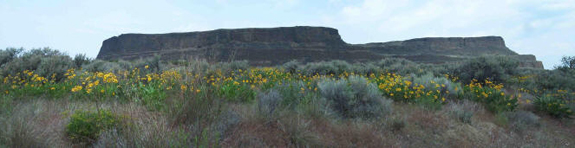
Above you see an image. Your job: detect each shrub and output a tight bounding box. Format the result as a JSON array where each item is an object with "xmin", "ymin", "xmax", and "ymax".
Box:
[
  {"xmin": 462, "ymin": 80, "xmax": 518, "ymax": 113},
  {"xmin": 282, "ymin": 60, "xmax": 300, "ymax": 74},
  {"xmin": 73, "ymin": 54, "xmax": 92, "ymax": 68},
  {"xmin": 373, "ymin": 58, "xmax": 424, "ymax": 75},
  {"xmin": 389, "ymin": 117, "xmax": 406, "ymax": 132},
  {"xmin": 133, "ymin": 55, "xmax": 162, "ymax": 72},
  {"xmin": 372, "ymin": 72, "xmax": 446, "ymax": 110},
  {"xmin": 0, "ymin": 48, "xmax": 23, "ymax": 66},
  {"xmin": 330, "ymin": 60, "xmax": 352, "ymax": 74},
  {"xmin": 302, "ymin": 61, "xmax": 338, "ymax": 75},
  {"xmin": 453, "ymin": 56, "xmax": 519, "ymax": 84},
  {"xmin": 350, "ymin": 63, "xmax": 380, "ymax": 75},
  {"xmin": 559, "ymin": 56, "xmax": 575, "ymax": 69},
  {"xmin": 501, "ymin": 111, "xmax": 540, "ymax": 132},
  {"xmin": 257, "ymin": 89, "xmax": 283, "ymax": 117},
  {"xmin": 535, "ymin": 70, "xmax": 575, "ymax": 92},
  {"xmin": 410, "ymin": 73, "xmax": 463, "ymax": 96},
  {"xmin": 216, "ymin": 60, "xmax": 249, "ymax": 74},
  {"xmin": 36, "ymin": 55, "xmax": 74, "ymax": 81},
  {"xmin": 82, "ymin": 60, "xmax": 123, "ymax": 73},
  {"xmin": 0, "ymin": 48, "xmax": 75, "ymax": 81},
  {"xmin": 218, "ymin": 80, "xmax": 256, "ymax": 102},
  {"xmin": 318, "ymin": 76, "xmax": 392, "ymax": 119},
  {"xmin": 170, "ymin": 87, "xmax": 225, "ymax": 126},
  {"xmin": 66, "ymin": 109, "xmax": 123, "ymax": 144},
  {"xmin": 274, "ymin": 81, "xmax": 308, "ymax": 106},
  {"xmin": 443, "ymin": 100, "xmax": 483, "ymax": 124},
  {"xmin": 533, "ymin": 95, "xmax": 573, "ymax": 118}
]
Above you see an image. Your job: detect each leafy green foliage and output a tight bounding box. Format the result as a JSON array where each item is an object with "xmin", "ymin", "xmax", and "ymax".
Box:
[
  {"xmin": 66, "ymin": 109, "xmax": 123, "ymax": 144},
  {"xmin": 462, "ymin": 81, "xmax": 518, "ymax": 113},
  {"xmin": 218, "ymin": 80, "xmax": 256, "ymax": 102},
  {"xmin": 533, "ymin": 95, "xmax": 573, "ymax": 118}
]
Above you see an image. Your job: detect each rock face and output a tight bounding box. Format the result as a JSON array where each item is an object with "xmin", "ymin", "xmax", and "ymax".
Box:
[
  {"xmin": 96, "ymin": 26, "xmax": 544, "ymax": 69},
  {"xmin": 360, "ymin": 36, "xmax": 516, "ymax": 56}
]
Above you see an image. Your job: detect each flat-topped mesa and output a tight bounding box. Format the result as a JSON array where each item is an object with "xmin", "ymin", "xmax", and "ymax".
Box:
[
  {"xmin": 96, "ymin": 26, "xmax": 543, "ymax": 69},
  {"xmin": 96, "ymin": 26, "xmax": 348, "ymax": 61},
  {"xmin": 361, "ymin": 36, "xmax": 517, "ymax": 56}
]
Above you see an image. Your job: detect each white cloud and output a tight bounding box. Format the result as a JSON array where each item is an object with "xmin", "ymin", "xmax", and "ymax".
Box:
[{"xmin": 333, "ymin": 0, "xmax": 575, "ymax": 68}]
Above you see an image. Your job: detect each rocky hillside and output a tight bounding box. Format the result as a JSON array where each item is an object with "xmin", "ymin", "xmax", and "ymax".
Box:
[{"xmin": 96, "ymin": 26, "xmax": 543, "ymax": 68}]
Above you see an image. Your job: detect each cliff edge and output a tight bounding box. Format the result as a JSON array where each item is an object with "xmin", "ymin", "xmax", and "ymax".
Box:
[{"xmin": 96, "ymin": 26, "xmax": 543, "ymax": 69}]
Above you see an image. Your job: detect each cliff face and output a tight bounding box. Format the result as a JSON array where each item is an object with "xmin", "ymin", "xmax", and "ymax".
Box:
[
  {"xmin": 96, "ymin": 26, "xmax": 544, "ymax": 69},
  {"xmin": 360, "ymin": 36, "xmax": 517, "ymax": 56}
]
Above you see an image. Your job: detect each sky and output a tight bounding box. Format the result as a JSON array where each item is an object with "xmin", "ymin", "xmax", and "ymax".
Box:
[{"xmin": 1, "ymin": 0, "xmax": 574, "ymax": 69}]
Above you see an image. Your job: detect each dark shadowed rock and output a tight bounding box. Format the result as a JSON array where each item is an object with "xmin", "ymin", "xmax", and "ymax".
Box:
[{"xmin": 96, "ymin": 26, "xmax": 543, "ymax": 69}]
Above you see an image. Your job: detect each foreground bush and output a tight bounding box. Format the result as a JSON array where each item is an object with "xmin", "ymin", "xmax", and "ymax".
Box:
[
  {"xmin": 318, "ymin": 76, "xmax": 392, "ymax": 119},
  {"xmin": 462, "ymin": 79, "xmax": 518, "ymax": 113},
  {"xmin": 533, "ymin": 95, "xmax": 573, "ymax": 118},
  {"xmin": 66, "ymin": 109, "xmax": 123, "ymax": 144}
]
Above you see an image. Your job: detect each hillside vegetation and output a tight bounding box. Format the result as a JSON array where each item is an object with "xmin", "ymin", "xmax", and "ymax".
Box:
[{"xmin": 1, "ymin": 47, "xmax": 574, "ymax": 147}]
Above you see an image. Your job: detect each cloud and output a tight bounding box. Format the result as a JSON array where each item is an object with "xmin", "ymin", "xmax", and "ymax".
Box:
[
  {"xmin": 1, "ymin": 0, "xmax": 573, "ymax": 69},
  {"xmin": 334, "ymin": 0, "xmax": 575, "ymax": 68}
]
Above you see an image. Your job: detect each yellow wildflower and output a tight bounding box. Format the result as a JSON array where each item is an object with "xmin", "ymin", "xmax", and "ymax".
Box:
[{"xmin": 72, "ymin": 85, "xmax": 84, "ymax": 92}]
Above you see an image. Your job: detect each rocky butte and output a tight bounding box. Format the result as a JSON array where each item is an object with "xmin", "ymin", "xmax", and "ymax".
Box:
[{"xmin": 96, "ymin": 26, "xmax": 544, "ymax": 69}]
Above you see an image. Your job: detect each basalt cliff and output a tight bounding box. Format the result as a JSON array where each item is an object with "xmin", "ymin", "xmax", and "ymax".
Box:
[{"xmin": 96, "ymin": 26, "xmax": 543, "ymax": 69}]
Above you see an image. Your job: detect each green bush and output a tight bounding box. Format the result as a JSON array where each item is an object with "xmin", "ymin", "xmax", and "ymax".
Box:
[
  {"xmin": 462, "ymin": 84, "xmax": 518, "ymax": 113},
  {"xmin": 133, "ymin": 55, "xmax": 162, "ymax": 72},
  {"xmin": 318, "ymin": 76, "xmax": 392, "ymax": 119},
  {"xmin": 272, "ymin": 80, "xmax": 316, "ymax": 107},
  {"xmin": 169, "ymin": 88, "xmax": 225, "ymax": 127},
  {"xmin": 533, "ymin": 95, "xmax": 573, "ymax": 118},
  {"xmin": 351, "ymin": 63, "xmax": 380, "ymax": 75},
  {"xmin": 410, "ymin": 73, "xmax": 462, "ymax": 96},
  {"xmin": 453, "ymin": 56, "xmax": 519, "ymax": 84},
  {"xmin": 66, "ymin": 109, "xmax": 123, "ymax": 144},
  {"xmin": 0, "ymin": 48, "xmax": 23, "ymax": 66},
  {"xmin": 535, "ymin": 70, "xmax": 575, "ymax": 92},
  {"xmin": 282, "ymin": 60, "xmax": 301, "ymax": 74},
  {"xmin": 302, "ymin": 61, "xmax": 338, "ymax": 75},
  {"xmin": 218, "ymin": 80, "xmax": 256, "ymax": 102},
  {"xmin": 73, "ymin": 54, "xmax": 92, "ymax": 68},
  {"xmin": 374, "ymin": 58, "xmax": 425, "ymax": 75},
  {"xmin": 36, "ymin": 55, "xmax": 74, "ymax": 81},
  {"xmin": 1, "ymin": 48, "xmax": 66, "ymax": 76}
]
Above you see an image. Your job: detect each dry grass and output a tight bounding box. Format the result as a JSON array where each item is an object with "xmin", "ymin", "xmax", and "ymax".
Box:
[{"xmin": 1, "ymin": 98, "xmax": 574, "ymax": 147}]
